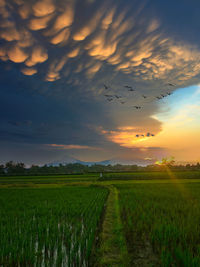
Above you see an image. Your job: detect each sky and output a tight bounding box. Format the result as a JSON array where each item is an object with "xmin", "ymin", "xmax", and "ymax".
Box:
[{"xmin": 1, "ymin": 0, "xmax": 200, "ymax": 165}]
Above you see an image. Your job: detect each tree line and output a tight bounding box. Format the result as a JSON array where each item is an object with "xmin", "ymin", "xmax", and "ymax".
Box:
[{"xmin": 0, "ymin": 160, "xmax": 200, "ymax": 176}]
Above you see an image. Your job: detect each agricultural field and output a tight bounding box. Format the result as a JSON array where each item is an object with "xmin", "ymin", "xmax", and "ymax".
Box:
[
  {"xmin": 1, "ymin": 173, "xmax": 200, "ymax": 266},
  {"xmin": 0, "ymin": 173, "xmax": 99, "ymax": 187},
  {"xmin": 117, "ymin": 182, "xmax": 200, "ymax": 266},
  {"xmin": 100, "ymin": 170, "xmax": 200, "ymax": 181},
  {"xmin": 0, "ymin": 186, "xmax": 108, "ymax": 266}
]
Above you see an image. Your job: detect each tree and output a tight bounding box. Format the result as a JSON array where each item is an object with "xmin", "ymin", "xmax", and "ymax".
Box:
[
  {"xmin": 5, "ymin": 161, "xmax": 25, "ymax": 175},
  {"xmin": 0, "ymin": 164, "xmax": 4, "ymax": 175},
  {"xmin": 5, "ymin": 161, "xmax": 16, "ymax": 174}
]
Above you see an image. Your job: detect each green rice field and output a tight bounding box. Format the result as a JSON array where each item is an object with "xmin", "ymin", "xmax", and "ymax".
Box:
[
  {"xmin": 0, "ymin": 186, "xmax": 108, "ymax": 266},
  {"xmin": 100, "ymin": 170, "xmax": 200, "ymax": 181},
  {"xmin": 1, "ymin": 172, "xmax": 200, "ymax": 266},
  {"xmin": 117, "ymin": 182, "xmax": 200, "ymax": 266}
]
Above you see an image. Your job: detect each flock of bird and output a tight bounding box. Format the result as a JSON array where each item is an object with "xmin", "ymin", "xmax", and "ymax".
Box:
[
  {"xmin": 102, "ymin": 82, "xmax": 176, "ymax": 139},
  {"xmin": 135, "ymin": 133, "xmax": 155, "ymax": 138},
  {"xmin": 103, "ymin": 83, "xmax": 175, "ymax": 109}
]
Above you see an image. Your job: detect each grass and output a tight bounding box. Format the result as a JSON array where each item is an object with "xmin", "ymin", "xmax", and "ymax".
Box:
[
  {"xmin": 0, "ymin": 186, "xmax": 108, "ymax": 266},
  {"xmin": 93, "ymin": 185, "xmax": 129, "ymax": 266},
  {"xmin": 2, "ymin": 172, "xmax": 200, "ymax": 266},
  {"xmin": 100, "ymin": 171, "xmax": 200, "ymax": 181},
  {"xmin": 0, "ymin": 173, "xmax": 98, "ymax": 185},
  {"xmin": 116, "ymin": 182, "xmax": 200, "ymax": 266}
]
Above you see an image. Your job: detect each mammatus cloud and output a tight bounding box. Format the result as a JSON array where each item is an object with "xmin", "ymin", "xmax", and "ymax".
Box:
[
  {"xmin": 32, "ymin": 0, "xmax": 55, "ymax": 17},
  {"xmin": 1, "ymin": 0, "xmax": 200, "ymax": 88},
  {"xmin": 7, "ymin": 46, "xmax": 29, "ymax": 63},
  {"xmin": 21, "ymin": 67, "xmax": 37, "ymax": 75}
]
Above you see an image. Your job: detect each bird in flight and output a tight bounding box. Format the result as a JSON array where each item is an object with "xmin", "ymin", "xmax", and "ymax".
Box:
[
  {"xmin": 167, "ymin": 83, "xmax": 176, "ymax": 86},
  {"xmin": 133, "ymin": 106, "xmax": 141, "ymax": 109},
  {"xmin": 115, "ymin": 95, "xmax": 122, "ymax": 99},
  {"xmin": 104, "ymin": 84, "xmax": 109, "ymax": 90},
  {"xmin": 104, "ymin": 94, "xmax": 113, "ymax": 97},
  {"xmin": 124, "ymin": 85, "xmax": 133, "ymax": 89}
]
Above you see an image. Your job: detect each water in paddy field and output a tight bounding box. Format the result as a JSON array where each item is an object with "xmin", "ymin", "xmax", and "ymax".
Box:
[{"xmin": 0, "ymin": 187, "xmax": 108, "ymax": 266}]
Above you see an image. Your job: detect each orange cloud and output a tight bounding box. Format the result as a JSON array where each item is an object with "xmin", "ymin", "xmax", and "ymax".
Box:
[
  {"xmin": 68, "ymin": 47, "xmax": 80, "ymax": 58},
  {"xmin": 18, "ymin": 4, "xmax": 31, "ymax": 19},
  {"xmin": 107, "ymin": 54, "xmax": 121, "ymax": 65},
  {"xmin": 53, "ymin": 8, "xmax": 74, "ymax": 31},
  {"xmin": 49, "ymin": 144, "xmax": 101, "ymax": 150},
  {"xmin": 89, "ymin": 42, "xmax": 117, "ymax": 59},
  {"xmin": 0, "ymin": 27, "xmax": 21, "ymax": 41},
  {"xmin": 73, "ymin": 26, "xmax": 92, "ymax": 41},
  {"xmin": 0, "ymin": 0, "xmax": 9, "ymax": 18},
  {"xmin": 32, "ymin": 0, "xmax": 55, "ymax": 17},
  {"xmin": 101, "ymin": 8, "xmax": 116, "ymax": 29},
  {"xmin": 25, "ymin": 46, "xmax": 48, "ymax": 66},
  {"xmin": 7, "ymin": 46, "xmax": 29, "ymax": 63},
  {"xmin": 17, "ymin": 30, "xmax": 33, "ymax": 48},
  {"xmin": 28, "ymin": 14, "xmax": 53, "ymax": 31},
  {"xmin": 87, "ymin": 62, "xmax": 102, "ymax": 74},
  {"xmin": 73, "ymin": 6, "xmax": 105, "ymax": 41},
  {"xmin": 0, "ymin": 0, "xmax": 5, "ymax": 7},
  {"xmin": 116, "ymin": 62, "xmax": 130, "ymax": 70},
  {"xmin": 45, "ymin": 71, "xmax": 60, "ymax": 82},
  {"xmin": 101, "ymin": 127, "xmax": 156, "ymax": 148},
  {"xmin": 21, "ymin": 67, "xmax": 37, "ymax": 75},
  {"xmin": 50, "ymin": 28, "xmax": 70, "ymax": 45}
]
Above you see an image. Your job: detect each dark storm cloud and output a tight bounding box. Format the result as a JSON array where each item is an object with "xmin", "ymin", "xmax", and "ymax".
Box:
[
  {"xmin": 1, "ymin": 0, "xmax": 200, "ymax": 163},
  {"xmin": 0, "ymin": 64, "xmax": 114, "ymax": 147}
]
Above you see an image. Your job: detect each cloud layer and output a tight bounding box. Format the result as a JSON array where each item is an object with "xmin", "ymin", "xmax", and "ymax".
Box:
[
  {"xmin": 1, "ymin": 0, "xmax": 200, "ymax": 163},
  {"xmin": 1, "ymin": 0, "xmax": 200, "ymax": 87}
]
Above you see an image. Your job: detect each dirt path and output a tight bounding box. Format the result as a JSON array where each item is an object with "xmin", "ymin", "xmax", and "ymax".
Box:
[
  {"xmin": 93, "ymin": 185, "xmax": 129, "ymax": 267},
  {"xmin": 92, "ymin": 183, "xmax": 160, "ymax": 266}
]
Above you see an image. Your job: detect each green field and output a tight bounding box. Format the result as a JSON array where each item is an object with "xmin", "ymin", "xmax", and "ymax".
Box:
[
  {"xmin": 100, "ymin": 171, "xmax": 200, "ymax": 181},
  {"xmin": 0, "ymin": 173, "xmax": 99, "ymax": 186},
  {"xmin": 117, "ymin": 183, "xmax": 200, "ymax": 266},
  {"xmin": 1, "ymin": 172, "xmax": 200, "ymax": 266},
  {"xmin": 0, "ymin": 186, "xmax": 108, "ymax": 266}
]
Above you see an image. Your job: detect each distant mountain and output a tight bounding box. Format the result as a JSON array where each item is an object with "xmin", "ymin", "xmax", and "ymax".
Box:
[
  {"xmin": 47, "ymin": 156, "xmax": 154, "ymax": 167},
  {"xmin": 47, "ymin": 156, "xmax": 80, "ymax": 167},
  {"xmin": 47, "ymin": 158, "xmax": 112, "ymax": 167},
  {"xmin": 106, "ymin": 158, "xmax": 155, "ymax": 166}
]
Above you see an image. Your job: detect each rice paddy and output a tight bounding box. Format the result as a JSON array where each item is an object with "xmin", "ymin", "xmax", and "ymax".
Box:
[
  {"xmin": 117, "ymin": 182, "xmax": 200, "ymax": 266},
  {"xmin": 0, "ymin": 186, "xmax": 108, "ymax": 266},
  {"xmin": 1, "ymin": 172, "xmax": 200, "ymax": 266}
]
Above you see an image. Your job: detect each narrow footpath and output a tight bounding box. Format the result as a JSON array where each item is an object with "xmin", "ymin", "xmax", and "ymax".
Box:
[
  {"xmin": 94, "ymin": 185, "xmax": 130, "ymax": 267},
  {"xmin": 91, "ymin": 183, "xmax": 160, "ymax": 267}
]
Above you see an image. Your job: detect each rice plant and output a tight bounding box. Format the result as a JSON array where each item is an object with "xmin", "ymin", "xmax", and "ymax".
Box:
[
  {"xmin": 0, "ymin": 186, "xmax": 108, "ymax": 266},
  {"xmin": 117, "ymin": 182, "xmax": 200, "ymax": 266}
]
